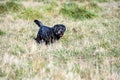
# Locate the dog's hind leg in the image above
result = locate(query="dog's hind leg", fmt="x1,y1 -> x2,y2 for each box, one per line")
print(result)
50,37 -> 54,43
34,34 -> 42,44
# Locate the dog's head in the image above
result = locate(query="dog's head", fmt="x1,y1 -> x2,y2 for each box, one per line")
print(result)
53,24 -> 66,38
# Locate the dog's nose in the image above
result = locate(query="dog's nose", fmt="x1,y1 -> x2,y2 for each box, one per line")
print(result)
58,31 -> 61,34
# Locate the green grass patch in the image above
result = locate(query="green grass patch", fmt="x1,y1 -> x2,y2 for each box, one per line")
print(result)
0,69 -> 6,77
84,2 -> 102,12
18,8 -> 43,20
60,2 -> 97,20
93,0 -> 110,2
8,65 -> 28,80
6,1 -> 24,12
0,3 -> 7,14
10,44 -> 26,55
108,48 -> 120,58
0,29 -> 5,36
40,2 -> 58,12
90,0 -> 120,2
79,0 -> 112,2
0,1 -> 24,14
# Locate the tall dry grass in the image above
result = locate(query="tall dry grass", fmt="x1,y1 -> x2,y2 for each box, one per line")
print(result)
0,0 -> 120,80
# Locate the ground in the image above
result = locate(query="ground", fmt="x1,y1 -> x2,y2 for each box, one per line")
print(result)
0,0 -> 120,80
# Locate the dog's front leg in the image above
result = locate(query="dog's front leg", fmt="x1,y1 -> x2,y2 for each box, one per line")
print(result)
45,40 -> 50,45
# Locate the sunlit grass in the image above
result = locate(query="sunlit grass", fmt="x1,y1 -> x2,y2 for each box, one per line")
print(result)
60,2 -> 98,20
0,0 -> 120,80
0,29 -> 5,36
18,8 -> 43,20
0,1 -> 24,14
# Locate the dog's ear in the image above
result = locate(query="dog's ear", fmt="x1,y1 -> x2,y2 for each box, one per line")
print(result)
53,24 -> 66,32
53,24 -> 59,32
61,24 -> 66,32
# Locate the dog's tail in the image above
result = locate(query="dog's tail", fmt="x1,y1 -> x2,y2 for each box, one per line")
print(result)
34,20 -> 43,27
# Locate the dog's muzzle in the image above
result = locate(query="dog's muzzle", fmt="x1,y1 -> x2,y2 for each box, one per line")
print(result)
58,31 -> 64,37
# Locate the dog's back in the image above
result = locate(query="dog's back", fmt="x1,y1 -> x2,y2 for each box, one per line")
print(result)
34,20 -> 53,40
34,19 -> 52,34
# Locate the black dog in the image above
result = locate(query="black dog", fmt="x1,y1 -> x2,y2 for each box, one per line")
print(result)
34,20 -> 66,45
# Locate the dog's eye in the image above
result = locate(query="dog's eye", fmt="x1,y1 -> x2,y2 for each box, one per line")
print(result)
56,32 -> 58,34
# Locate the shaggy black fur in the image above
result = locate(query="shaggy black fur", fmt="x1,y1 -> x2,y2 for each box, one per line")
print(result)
34,20 -> 66,45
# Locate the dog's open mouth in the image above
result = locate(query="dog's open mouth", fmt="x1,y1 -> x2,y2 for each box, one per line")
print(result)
59,34 -> 63,37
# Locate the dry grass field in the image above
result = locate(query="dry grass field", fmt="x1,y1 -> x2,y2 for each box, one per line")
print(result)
0,0 -> 120,80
